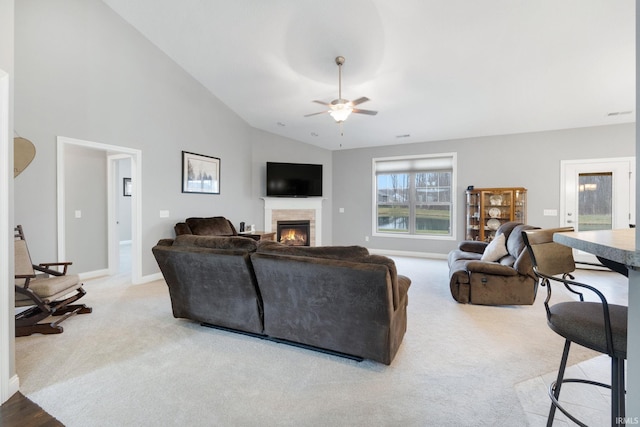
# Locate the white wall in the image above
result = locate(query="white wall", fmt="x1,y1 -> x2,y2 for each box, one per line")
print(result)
332,123 -> 635,255
0,0 -> 16,404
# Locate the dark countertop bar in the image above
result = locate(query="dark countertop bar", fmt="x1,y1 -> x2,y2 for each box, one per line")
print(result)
553,228 -> 640,269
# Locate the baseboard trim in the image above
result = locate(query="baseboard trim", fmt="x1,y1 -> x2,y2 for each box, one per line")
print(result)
8,374 -> 19,398
78,269 -> 109,281
367,248 -> 447,260
138,272 -> 163,284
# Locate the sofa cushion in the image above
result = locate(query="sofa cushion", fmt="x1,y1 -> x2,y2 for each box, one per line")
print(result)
174,222 -> 192,235
506,224 -> 534,257
256,241 -> 403,308
173,235 -> 257,251
480,233 -> 508,262
256,240 -> 369,259
496,221 -> 522,241
185,217 -> 236,236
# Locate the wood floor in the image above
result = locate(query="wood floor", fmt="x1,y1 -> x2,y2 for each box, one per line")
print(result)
0,392 -> 62,427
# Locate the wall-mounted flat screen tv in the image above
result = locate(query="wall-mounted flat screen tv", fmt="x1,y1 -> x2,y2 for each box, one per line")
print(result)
266,162 -> 323,197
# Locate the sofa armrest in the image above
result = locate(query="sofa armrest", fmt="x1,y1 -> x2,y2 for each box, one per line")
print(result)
458,241 -> 488,254
156,238 -> 175,247
465,261 -> 518,276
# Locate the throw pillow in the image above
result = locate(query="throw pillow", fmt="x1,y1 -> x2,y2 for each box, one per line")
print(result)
481,233 -> 508,262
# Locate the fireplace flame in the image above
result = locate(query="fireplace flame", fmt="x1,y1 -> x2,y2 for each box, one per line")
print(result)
280,228 -> 307,246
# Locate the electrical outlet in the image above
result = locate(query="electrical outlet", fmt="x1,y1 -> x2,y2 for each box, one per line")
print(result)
543,209 -> 558,216
159,210 -> 170,218
339,207 -> 345,213
365,236 -> 369,242
74,210 -> 82,218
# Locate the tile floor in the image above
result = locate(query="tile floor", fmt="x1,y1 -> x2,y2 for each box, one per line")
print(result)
516,354 -> 624,426
516,266 -> 628,426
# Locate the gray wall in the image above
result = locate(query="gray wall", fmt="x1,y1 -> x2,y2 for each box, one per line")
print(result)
64,144 -> 108,273
14,0 -> 331,277
332,123 -> 635,255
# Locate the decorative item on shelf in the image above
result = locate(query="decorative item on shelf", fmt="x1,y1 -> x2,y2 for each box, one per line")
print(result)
487,218 -> 501,230
239,222 -> 245,233
488,207 -> 501,218
489,195 -> 503,206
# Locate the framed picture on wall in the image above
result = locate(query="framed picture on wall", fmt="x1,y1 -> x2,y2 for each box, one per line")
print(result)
182,151 -> 220,194
123,177 -> 132,197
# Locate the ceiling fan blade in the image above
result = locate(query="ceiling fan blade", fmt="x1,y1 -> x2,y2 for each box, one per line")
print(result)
353,108 -> 378,116
312,100 -> 330,106
304,111 -> 329,117
350,97 -> 370,106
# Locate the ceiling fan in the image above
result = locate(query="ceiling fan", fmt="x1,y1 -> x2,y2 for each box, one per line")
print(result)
305,56 -> 378,123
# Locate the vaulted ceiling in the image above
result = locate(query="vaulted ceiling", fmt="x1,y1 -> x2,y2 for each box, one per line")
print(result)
101,0 -> 635,150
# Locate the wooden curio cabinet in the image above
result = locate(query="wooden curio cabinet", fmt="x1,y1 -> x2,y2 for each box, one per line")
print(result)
465,187 -> 527,242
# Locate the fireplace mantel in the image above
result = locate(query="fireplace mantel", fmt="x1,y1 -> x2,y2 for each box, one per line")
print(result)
262,197 -> 324,246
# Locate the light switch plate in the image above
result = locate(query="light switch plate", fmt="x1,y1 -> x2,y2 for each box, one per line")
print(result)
543,209 -> 558,216
159,210 -> 170,218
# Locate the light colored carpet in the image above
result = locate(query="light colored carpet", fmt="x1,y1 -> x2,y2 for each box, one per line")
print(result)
16,257 -> 624,426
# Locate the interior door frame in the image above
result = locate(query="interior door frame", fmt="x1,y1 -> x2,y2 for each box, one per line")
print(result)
0,69 -> 19,403
560,156 -> 635,263
56,136 -> 142,283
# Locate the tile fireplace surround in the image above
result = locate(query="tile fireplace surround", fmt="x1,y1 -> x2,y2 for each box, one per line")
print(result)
262,197 -> 324,246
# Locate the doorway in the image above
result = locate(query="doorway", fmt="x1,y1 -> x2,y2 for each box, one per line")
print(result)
109,155 -> 133,275
56,136 -> 142,283
560,157 -> 635,263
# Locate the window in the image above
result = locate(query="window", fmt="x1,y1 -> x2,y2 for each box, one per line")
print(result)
373,153 -> 456,238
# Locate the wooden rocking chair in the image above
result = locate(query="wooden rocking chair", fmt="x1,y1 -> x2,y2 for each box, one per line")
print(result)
14,225 -> 92,337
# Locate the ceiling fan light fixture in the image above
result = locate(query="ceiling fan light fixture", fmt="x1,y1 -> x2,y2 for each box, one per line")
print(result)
329,103 -> 353,122
304,56 -> 377,124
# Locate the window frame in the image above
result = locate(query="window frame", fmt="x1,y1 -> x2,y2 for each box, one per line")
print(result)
372,153 -> 457,241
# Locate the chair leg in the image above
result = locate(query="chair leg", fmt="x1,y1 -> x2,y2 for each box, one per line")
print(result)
16,322 -> 64,337
52,304 -> 92,316
547,339 -> 571,427
612,357 -> 626,426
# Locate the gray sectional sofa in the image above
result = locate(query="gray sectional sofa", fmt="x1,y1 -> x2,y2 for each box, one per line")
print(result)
152,235 -> 411,365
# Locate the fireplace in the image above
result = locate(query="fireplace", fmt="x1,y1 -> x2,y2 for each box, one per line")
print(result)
263,197 -> 324,246
277,220 -> 310,246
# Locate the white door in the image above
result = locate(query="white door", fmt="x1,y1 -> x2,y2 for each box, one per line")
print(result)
561,157 -> 635,263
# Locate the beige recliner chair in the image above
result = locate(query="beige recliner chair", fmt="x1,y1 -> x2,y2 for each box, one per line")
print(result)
14,225 -> 92,336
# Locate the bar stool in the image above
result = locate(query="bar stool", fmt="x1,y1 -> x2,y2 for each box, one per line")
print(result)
522,228 -> 627,427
